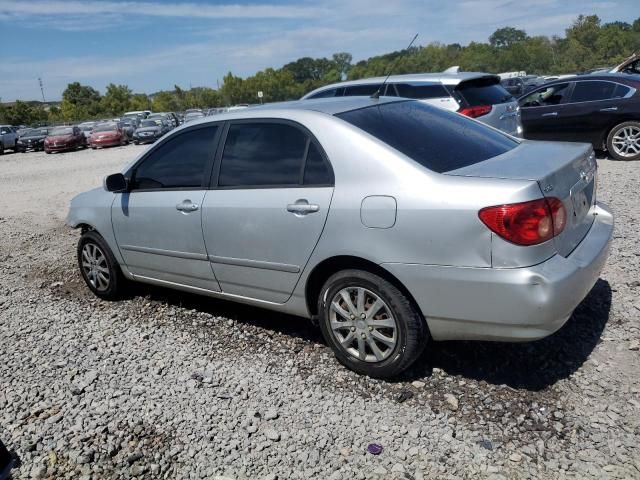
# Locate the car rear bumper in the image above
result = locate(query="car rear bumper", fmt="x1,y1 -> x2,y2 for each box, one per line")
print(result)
382,202 -> 613,341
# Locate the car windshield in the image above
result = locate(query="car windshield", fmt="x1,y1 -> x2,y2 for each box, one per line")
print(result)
50,127 -> 73,136
24,128 -> 48,137
336,101 -> 518,173
141,120 -> 159,127
79,125 -> 93,131
94,123 -> 117,132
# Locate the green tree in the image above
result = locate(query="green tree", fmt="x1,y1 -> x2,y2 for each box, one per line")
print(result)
60,82 -> 101,120
129,94 -> 152,111
101,83 -> 132,116
489,27 -> 527,48
152,91 -> 180,112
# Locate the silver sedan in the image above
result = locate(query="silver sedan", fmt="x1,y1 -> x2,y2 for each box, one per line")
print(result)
67,97 -> 613,378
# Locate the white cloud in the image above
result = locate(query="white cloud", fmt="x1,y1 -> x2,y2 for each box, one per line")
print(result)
0,0 -> 325,20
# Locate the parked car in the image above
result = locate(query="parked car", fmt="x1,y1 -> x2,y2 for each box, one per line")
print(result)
67,97 -> 612,378
518,74 -> 640,160
124,110 -> 151,119
302,72 -> 522,136
78,121 -> 96,141
121,118 -> 139,140
16,127 -> 50,152
501,75 -> 545,97
0,439 -> 14,480
184,111 -> 205,123
132,119 -> 170,144
89,122 -> 129,149
0,125 -> 18,154
44,125 -> 86,153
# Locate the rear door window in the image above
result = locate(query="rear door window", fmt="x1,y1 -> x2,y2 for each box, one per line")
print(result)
570,81 -> 619,102
455,78 -> 513,106
343,84 -> 383,96
393,83 -> 449,99
309,88 -> 340,99
218,123 -> 307,187
336,101 -> 517,174
570,81 -> 631,102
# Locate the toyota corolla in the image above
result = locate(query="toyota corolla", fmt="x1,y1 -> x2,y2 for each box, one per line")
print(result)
67,97 -> 613,378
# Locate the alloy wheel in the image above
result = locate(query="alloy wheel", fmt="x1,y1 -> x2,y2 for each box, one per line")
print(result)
81,242 -> 110,291
329,287 -> 398,363
611,125 -> 640,158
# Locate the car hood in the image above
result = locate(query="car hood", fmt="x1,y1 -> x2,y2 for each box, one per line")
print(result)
135,127 -> 161,133
92,131 -> 119,136
21,135 -> 47,141
47,135 -> 73,141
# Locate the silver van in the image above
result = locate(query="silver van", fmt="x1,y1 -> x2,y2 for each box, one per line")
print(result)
302,71 -> 523,137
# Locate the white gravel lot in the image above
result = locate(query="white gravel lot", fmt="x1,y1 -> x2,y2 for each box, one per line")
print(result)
0,146 -> 639,480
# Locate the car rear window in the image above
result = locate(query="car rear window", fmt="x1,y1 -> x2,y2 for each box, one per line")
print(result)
455,77 -> 513,106
336,101 -> 518,173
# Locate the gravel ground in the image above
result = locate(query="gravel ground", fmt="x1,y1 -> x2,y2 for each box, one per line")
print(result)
0,146 -> 638,480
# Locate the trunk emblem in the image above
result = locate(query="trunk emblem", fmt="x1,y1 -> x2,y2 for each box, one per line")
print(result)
543,184 -> 554,193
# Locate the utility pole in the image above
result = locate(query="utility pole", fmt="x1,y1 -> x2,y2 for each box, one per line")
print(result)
38,77 -> 46,103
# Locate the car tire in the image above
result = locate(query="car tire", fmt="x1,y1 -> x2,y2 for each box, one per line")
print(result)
317,269 -> 428,378
77,231 -> 126,300
0,144 -> 4,155
606,121 -> 640,161
45,150 -> 51,154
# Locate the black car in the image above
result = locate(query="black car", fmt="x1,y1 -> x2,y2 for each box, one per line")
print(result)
519,74 -> 640,160
501,75 -> 545,97
132,119 -> 170,144
16,127 -> 49,152
0,439 -> 14,480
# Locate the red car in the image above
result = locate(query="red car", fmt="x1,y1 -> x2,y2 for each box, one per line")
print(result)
89,123 -> 129,149
44,126 -> 86,153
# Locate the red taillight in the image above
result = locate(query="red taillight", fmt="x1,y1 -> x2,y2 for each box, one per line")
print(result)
459,105 -> 492,118
479,197 -> 566,246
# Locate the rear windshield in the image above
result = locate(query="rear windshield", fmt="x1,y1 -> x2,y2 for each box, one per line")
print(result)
336,101 -> 517,173
455,78 -> 513,106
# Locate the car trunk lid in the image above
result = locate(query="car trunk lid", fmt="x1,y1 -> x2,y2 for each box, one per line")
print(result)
446,141 -> 597,257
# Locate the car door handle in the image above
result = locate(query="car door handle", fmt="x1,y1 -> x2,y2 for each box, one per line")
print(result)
541,112 -> 558,117
176,200 -> 199,212
287,200 -> 319,215
599,107 -> 618,112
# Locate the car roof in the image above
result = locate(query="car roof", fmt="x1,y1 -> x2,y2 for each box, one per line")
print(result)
544,73 -> 640,84
302,72 -> 498,98
177,97 -> 405,127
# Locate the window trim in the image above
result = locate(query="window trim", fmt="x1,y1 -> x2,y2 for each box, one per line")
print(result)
126,123 -> 222,193
210,118 -> 334,190
567,79 -> 636,104
520,80 -> 636,109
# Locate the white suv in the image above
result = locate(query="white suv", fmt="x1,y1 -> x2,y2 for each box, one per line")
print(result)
302,71 -> 523,136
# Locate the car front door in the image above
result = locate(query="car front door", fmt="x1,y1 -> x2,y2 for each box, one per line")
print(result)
111,124 -> 222,291
519,82 -> 574,141
202,121 -> 334,303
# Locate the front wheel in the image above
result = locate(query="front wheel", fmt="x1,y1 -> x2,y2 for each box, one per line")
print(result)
77,231 -> 125,300
607,121 -> 640,161
318,269 -> 428,378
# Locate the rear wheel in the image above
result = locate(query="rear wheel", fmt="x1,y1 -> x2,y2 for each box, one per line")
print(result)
77,231 -> 125,300
317,269 -> 428,378
607,121 -> 640,161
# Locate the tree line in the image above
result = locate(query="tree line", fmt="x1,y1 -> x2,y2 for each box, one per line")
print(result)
1,14 -> 638,125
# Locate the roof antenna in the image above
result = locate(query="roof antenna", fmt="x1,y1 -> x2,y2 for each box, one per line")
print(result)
371,33 -> 419,99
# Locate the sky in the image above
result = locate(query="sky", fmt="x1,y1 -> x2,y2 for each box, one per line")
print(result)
0,0 -> 638,102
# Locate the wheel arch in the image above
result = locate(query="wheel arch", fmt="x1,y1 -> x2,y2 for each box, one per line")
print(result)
304,255 -> 425,322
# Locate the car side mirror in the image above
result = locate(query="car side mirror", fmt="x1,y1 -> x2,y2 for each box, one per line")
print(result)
104,173 -> 129,193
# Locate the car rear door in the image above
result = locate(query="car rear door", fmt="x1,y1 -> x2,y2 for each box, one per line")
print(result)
558,80 -> 633,145
519,82 -> 574,141
201,120 -> 334,303
111,124 -> 222,291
